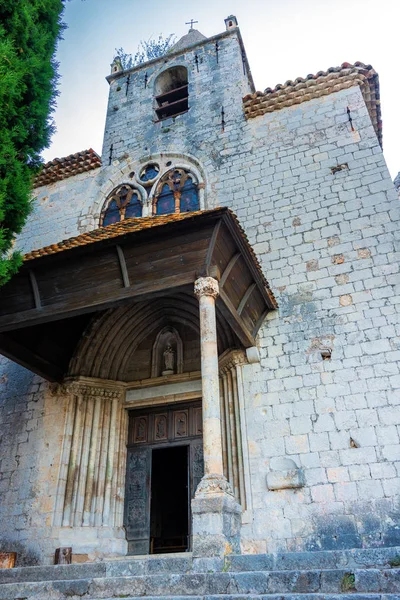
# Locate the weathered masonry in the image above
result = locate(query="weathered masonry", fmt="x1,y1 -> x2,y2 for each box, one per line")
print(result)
0,15 -> 399,565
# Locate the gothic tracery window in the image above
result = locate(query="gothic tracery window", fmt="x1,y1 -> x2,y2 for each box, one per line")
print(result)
153,169 -> 199,216
139,163 -> 160,184
101,184 -> 142,226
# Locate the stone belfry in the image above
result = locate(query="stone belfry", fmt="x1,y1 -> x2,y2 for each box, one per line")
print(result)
102,15 -> 254,174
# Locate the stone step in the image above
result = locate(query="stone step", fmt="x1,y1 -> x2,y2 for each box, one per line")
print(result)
0,568 -> 400,599
81,597 -> 400,600
2,547 -> 400,585
228,547 -> 400,572
65,597 -> 400,600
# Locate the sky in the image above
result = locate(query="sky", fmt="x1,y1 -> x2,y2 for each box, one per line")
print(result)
44,0 -> 400,178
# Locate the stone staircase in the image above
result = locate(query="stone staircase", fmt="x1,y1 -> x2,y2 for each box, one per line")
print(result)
1,547 -> 400,600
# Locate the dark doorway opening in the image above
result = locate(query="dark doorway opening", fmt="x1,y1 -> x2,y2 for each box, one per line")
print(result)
150,445 -> 189,553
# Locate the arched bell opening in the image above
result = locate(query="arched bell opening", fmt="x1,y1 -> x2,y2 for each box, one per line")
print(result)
153,66 -> 189,121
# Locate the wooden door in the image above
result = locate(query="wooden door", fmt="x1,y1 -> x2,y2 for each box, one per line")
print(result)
124,446 -> 152,555
190,439 -> 204,498
124,401 -> 203,555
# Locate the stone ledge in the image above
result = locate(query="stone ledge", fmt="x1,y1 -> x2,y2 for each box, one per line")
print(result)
266,457 -> 305,491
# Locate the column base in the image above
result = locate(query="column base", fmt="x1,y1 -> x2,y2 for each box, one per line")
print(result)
191,474 -> 242,558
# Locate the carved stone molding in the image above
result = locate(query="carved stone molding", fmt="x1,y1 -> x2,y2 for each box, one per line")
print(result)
194,277 -> 219,300
194,473 -> 235,498
49,380 -> 124,400
218,349 -> 247,374
70,384 -> 123,400
48,382 -> 71,397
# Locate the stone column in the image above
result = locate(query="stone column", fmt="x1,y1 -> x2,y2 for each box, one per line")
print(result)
219,351 -> 248,508
52,382 -> 128,558
192,277 -> 241,557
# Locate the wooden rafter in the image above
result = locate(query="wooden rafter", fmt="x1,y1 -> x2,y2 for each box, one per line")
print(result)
0,209 -> 276,381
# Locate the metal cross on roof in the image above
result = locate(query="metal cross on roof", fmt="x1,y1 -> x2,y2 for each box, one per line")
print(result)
185,19 -> 198,30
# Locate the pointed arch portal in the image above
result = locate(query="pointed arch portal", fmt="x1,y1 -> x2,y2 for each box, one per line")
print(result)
0,207 -> 277,557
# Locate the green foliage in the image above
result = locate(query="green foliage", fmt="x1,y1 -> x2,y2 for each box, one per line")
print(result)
340,572 -> 356,592
389,555 -> 400,568
0,0 -> 65,285
134,34 -> 176,64
114,47 -> 133,71
222,559 -> 231,572
115,34 -> 176,70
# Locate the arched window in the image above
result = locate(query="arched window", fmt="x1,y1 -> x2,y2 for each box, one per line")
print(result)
101,184 -> 142,226
153,169 -> 199,216
154,66 -> 188,121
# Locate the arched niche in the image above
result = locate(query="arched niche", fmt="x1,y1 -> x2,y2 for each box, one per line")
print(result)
151,326 -> 183,377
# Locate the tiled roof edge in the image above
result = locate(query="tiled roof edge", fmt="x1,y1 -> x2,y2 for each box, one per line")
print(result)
22,208 -> 277,308
23,209 -> 228,261
243,62 -> 382,147
33,148 -> 102,189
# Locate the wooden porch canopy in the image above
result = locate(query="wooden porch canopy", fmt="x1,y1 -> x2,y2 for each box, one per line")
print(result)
0,207 -> 277,382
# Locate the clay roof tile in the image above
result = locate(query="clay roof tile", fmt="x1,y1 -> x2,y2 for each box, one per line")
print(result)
242,61 -> 382,147
34,148 -> 102,188
22,208 -> 277,308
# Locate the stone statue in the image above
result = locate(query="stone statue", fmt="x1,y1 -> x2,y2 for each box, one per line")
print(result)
162,343 -> 175,375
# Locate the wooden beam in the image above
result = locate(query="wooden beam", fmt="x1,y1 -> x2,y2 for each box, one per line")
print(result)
217,289 -> 256,348
116,245 -> 130,288
220,253 -> 240,288
28,270 -> 41,309
252,308 -> 270,337
0,282 -> 193,333
237,282 -> 256,316
203,220 -> 221,275
221,213 -> 277,309
0,333 -> 63,382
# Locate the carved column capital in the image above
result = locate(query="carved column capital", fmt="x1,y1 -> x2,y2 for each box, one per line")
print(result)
70,384 -> 124,400
48,383 -> 73,397
194,277 -> 219,300
218,349 -> 247,375
49,380 -> 124,400
194,473 -> 235,498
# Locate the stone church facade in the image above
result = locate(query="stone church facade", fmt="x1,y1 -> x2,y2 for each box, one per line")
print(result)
0,16 -> 399,566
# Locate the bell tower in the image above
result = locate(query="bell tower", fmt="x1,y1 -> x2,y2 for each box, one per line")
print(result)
102,17 -> 254,167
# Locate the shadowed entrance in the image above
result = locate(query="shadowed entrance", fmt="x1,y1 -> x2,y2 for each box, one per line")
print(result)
124,402 -> 204,555
150,446 -> 189,553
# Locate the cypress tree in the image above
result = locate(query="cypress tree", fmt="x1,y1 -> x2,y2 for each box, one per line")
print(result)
0,0 -> 65,285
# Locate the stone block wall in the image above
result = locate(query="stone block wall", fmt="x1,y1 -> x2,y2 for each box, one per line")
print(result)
226,86 -> 400,553
0,359 -> 67,564
17,168 -> 103,255
2,28 -> 400,561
